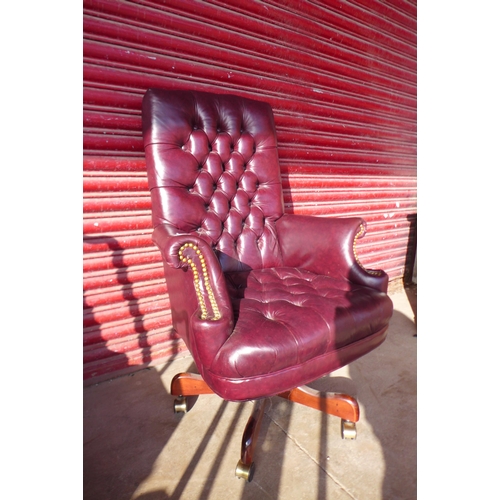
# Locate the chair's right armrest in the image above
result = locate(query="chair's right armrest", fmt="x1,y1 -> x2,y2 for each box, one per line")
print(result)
152,225 -> 233,322
152,225 -> 235,370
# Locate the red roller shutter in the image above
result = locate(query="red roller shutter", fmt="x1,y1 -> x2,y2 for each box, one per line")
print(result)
83,0 -> 417,383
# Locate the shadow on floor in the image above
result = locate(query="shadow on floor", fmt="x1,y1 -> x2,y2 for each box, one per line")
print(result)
84,293 -> 416,500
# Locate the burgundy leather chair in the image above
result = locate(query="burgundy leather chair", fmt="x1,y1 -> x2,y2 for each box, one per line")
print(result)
142,89 -> 393,482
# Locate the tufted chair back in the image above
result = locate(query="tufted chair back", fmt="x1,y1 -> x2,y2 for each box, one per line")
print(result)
142,89 -> 285,273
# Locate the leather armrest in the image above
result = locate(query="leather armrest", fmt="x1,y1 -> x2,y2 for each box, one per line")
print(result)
275,214 -> 389,293
152,224 -> 234,319
152,225 -> 234,367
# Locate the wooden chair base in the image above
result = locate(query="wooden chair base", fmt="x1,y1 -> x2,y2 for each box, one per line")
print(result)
170,372 -> 359,481
235,398 -> 269,481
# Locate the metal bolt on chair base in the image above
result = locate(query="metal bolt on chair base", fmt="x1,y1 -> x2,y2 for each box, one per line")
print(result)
173,396 -> 188,414
235,460 -> 255,482
341,419 -> 357,439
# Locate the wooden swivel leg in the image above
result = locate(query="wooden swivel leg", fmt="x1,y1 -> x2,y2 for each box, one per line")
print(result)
235,399 -> 269,482
278,386 -> 360,439
170,373 -> 214,413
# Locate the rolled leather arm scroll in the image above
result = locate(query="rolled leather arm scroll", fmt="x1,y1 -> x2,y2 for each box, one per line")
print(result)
178,242 -> 221,320
152,225 -> 233,321
276,214 -> 389,293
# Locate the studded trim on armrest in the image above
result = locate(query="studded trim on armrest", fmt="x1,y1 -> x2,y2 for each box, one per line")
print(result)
178,242 -> 222,320
353,225 -> 384,277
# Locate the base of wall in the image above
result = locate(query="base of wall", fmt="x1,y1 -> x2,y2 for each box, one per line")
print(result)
83,346 -> 190,387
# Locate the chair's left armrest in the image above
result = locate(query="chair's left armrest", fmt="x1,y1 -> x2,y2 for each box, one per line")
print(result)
275,214 -> 389,293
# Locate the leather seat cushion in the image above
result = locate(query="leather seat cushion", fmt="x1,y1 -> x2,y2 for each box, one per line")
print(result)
210,268 -> 393,379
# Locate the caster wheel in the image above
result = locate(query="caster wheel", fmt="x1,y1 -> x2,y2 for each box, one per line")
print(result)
173,396 -> 188,414
341,419 -> 357,440
235,460 -> 255,482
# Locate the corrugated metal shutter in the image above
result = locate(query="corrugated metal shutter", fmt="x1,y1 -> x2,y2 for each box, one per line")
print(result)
83,0 -> 417,383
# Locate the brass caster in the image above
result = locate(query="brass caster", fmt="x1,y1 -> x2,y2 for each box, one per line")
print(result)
173,396 -> 188,414
235,460 -> 255,482
341,419 -> 357,440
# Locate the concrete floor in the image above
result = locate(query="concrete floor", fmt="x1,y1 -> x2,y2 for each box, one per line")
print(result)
84,286 -> 417,500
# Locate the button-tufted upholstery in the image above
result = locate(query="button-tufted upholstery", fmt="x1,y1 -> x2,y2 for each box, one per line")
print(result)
142,89 -> 393,402
143,89 -> 284,273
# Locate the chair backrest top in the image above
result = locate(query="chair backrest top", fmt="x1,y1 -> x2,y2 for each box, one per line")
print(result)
142,89 -> 285,272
